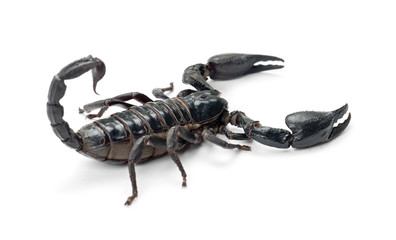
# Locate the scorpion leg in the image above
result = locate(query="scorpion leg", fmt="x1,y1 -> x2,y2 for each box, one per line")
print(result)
166,126 -> 203,187
80,92 -> 153,119
169,153 -> 187,187
125,135 -> 167,205
165,126 -> 250,187
229,104 -> 351,149
202,129 -> 251,151
80,100 -> 133,119
152,82 -> 174,99
221,126 -> 250,140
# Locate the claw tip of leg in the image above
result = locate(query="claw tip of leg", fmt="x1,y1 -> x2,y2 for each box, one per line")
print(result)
240,145 -> 251,151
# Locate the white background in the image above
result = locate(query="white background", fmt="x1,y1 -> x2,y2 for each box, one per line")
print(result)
1,0 -> 395,239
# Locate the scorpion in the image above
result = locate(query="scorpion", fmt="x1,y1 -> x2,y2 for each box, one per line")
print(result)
47,53 -> 351,205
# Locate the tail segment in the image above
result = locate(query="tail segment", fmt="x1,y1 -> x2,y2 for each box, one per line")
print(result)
47,56 -> 106,149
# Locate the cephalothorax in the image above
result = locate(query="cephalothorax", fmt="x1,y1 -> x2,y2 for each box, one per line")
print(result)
47,53 -> 351,205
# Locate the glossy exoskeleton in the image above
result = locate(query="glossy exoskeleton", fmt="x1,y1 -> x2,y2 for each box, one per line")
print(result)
47,53 -> 351,205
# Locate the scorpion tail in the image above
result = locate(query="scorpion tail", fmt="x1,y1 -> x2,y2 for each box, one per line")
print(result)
47,56 -> 106,149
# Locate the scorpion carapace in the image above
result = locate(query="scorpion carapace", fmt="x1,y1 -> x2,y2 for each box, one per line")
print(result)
47,53 -> 351,205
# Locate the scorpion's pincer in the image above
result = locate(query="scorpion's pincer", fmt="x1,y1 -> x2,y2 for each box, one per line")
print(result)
207,53 -> 284,80
285,104 -> 351,148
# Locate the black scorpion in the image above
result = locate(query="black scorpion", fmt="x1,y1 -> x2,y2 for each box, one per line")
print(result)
47,53 -> 351,205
